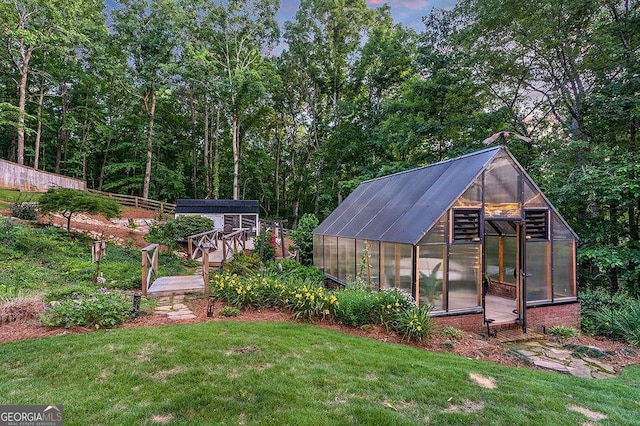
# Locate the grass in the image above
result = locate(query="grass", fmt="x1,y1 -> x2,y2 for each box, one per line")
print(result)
0,188 -> 42,204
0,221 -> 193,295
0,321 -> 638,425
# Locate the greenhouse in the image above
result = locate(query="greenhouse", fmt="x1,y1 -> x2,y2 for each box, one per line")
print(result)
313,146 -> 579,332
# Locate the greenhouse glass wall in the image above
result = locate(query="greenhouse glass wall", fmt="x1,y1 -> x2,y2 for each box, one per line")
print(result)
313,146 -> 579,332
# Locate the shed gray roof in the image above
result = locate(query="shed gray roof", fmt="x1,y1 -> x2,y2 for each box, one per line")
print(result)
313,147 -> 501,245
175,199 -> 259,214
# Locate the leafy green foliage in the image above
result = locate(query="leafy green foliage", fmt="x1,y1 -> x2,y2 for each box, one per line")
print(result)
254,231 -> 276,263
580,290 -> 640,347
547,325 -> 579,340
38,187 -> 121,231
9,202 -> 38,220
439,326 -> 467,341
266,259 -> 324,285
290,214 -> 318,265
40,292 -> 133,329
219,306 -> 240,317
394,305 -> 433,342
146,215 -> 214,248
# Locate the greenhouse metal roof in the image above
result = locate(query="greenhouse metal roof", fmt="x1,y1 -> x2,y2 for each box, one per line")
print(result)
314,146 -> 503,245
175,199 -> 259,214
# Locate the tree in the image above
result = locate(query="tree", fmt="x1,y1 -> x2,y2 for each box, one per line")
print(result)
290,213 -> 318,265
0,0 -> 100,166
111,0 -> 180,200
38,187 -> 121,231
182,0 -> 280,200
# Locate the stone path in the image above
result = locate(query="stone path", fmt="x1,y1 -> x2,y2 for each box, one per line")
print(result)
508,340 -> 617,379
154,295 -> 197,320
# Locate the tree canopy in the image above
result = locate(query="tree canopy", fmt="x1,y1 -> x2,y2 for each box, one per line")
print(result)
38,188 -> 121,231
1,0 -> 639,295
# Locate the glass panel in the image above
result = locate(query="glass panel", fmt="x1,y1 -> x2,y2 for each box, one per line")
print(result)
338,238 -> 355,284
484,152 -> 522,218
553,213 -> 574,240
380,243 -> 413,297
523,180 -> 546,208
420,213 -> 447,245
502,237 -> 517,285
381,242 -> 395,289
368,241 -> 380,289
418,244 -> 446,311
553,240 -> 576,298
397,244 -> 413,297
526,241 -> 551,301
325,237 -> 337,278
356,240 -> 377,289
485,235 -> 500,280
448,244 -> 481,310
454,179 -> 482,208
313,234 -> 323,271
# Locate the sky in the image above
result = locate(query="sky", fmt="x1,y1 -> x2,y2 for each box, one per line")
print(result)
276,0 -> 457,31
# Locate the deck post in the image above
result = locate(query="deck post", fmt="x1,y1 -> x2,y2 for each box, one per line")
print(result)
142,250 -> 148,296
203,247 -> 210,293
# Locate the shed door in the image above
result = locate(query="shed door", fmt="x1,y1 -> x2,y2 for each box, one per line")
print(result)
483,220 -> 526,331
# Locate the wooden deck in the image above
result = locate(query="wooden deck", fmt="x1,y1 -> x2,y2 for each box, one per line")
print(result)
147,275 -> 205,297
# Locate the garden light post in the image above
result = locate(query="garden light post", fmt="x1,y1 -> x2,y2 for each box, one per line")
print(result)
207,295 -> 216,317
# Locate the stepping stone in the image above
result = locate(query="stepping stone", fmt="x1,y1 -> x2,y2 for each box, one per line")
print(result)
544,350 -> 572,361
531,357 -> 569,372
155,306 -> 172,312
172,303 -> 187,310
167,312 -> 197,320
566,365 -> 593,379
583,357 -> 616,374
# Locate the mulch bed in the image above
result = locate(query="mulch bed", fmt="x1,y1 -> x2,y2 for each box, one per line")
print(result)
3,299 -> 639,374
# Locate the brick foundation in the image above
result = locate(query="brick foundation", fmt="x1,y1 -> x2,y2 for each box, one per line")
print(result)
525,301 -> 581,330
432,313 -> 485,333
430,301 -> 580,333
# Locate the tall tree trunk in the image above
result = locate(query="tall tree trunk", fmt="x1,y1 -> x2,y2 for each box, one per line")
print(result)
232,108 -> 240,200
34,76 -> 45,170
142,89 -> 157,200
203,101 -> 210,198
55,82 -> 69,174
16,59 -> 30,165
213,106 -> 221,199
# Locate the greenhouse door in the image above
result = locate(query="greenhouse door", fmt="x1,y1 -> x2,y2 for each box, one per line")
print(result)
483,220 -> 526,330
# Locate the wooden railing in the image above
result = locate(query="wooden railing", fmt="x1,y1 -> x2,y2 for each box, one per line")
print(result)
187,229 -> 220,260
141,244 -> 159,296
88,189 -> 176,213
221,228 -> 250,264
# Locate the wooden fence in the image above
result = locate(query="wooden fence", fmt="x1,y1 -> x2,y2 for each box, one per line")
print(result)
88,189 -> 176,213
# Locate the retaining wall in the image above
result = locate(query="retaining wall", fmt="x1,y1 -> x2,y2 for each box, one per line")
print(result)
0,159 -> 85,192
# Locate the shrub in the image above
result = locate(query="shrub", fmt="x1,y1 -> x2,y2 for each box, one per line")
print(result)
439,326 -> 467,341
266,260 -> 324,285
290,214 -> 318,265
288,285 -> 335,321
376,289 -> 415,329
146,215 -> 214,248
220,306 -> 240,317
394,305 -> 433,342
547,325 -> 579,340
580,290 -> 640,346
10,202 -> 38,220
333,288 -> 380,327
223,252 -> 262,276
254,231 -> 276,263
40,292 -> 133,329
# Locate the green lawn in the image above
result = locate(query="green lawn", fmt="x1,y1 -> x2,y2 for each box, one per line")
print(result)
1,322 -> 638,425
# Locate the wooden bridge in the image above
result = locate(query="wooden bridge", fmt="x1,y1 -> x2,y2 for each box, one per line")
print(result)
141,228 -> 253,297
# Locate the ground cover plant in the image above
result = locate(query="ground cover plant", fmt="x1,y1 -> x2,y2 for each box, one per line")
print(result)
580,290 -> 640,347
0,321 -> 638,425
0,219 -> 191,295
